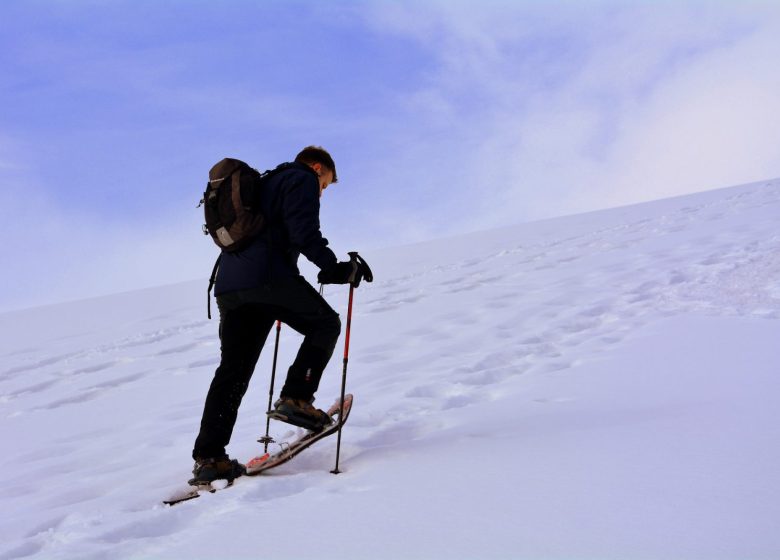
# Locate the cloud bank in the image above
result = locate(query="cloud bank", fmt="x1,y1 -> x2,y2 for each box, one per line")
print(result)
360,1 -> 780,231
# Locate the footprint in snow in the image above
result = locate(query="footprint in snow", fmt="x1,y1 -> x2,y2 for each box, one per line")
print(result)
187,357 -> 219,369
2,352 -> 82,378
241,475 -> 309,502
97,512 -> 188,544
38,372 -> 145,411
71,360 -> 125,375
15,443 -> 78,463
156,342 -> 203,356
4,378 -> 60,399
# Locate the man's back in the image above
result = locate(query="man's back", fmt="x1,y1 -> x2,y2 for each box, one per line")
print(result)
214,162 -> 337,296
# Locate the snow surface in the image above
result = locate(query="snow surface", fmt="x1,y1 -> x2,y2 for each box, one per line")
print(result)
2,179 -> 780,560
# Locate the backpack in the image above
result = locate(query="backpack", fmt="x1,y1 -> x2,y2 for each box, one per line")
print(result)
201,158 -> 267,252
200,158 -> 289,318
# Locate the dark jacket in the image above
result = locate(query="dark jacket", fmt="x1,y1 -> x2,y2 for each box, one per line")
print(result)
214,162 -> 338,296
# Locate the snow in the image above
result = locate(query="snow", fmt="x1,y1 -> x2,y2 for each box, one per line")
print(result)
2,179 -> 780,560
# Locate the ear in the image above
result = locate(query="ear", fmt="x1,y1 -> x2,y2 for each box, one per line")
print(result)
310,162 -> 323,174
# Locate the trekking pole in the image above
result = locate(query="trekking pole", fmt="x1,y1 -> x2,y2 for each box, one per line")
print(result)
259,320 -> 282,453
331,283 -> 355,474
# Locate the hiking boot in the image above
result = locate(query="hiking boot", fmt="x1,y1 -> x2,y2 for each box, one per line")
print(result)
189,455 -> 246,486
271,396 -> 332,431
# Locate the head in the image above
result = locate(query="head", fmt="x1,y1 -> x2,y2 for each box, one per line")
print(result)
295,146 -> 337,196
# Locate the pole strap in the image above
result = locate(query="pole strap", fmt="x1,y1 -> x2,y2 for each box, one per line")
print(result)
207,254 -> 222,319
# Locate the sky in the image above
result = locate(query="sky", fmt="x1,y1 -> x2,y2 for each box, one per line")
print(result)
1,0 -> 780,312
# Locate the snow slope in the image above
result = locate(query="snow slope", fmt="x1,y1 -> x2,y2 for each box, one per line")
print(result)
2,179 -> 780,560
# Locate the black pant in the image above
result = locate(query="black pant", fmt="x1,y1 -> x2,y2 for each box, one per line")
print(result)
192,277 -> 341,460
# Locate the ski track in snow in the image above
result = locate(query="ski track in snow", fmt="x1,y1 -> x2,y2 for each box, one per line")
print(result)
1,180 -> 779,559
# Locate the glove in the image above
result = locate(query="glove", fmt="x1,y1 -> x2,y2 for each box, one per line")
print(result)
318,261 -> 356,285
318,252 -> 374,287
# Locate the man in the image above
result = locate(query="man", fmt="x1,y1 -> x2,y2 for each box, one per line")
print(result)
190,146 -> 371,484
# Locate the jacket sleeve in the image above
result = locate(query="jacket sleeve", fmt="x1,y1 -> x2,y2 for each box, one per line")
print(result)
280,170 -> 338,271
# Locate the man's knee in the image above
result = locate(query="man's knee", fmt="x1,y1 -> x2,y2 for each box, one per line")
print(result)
327,312 -> 342,338
310,311 -> 341,350
322,311 -> 342,343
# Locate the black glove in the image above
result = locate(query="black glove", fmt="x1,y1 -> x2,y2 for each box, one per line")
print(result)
318,252 -> 374,287
318,261 -> 355,285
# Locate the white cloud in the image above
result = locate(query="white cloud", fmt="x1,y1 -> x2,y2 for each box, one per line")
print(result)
362,1 -> 780,231
598,24 -> 780,205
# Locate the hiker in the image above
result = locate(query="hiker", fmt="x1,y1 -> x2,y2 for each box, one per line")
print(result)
190,146 -> 372,484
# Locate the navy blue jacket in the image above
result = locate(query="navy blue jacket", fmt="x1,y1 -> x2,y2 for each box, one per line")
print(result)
214,162 -> 338,296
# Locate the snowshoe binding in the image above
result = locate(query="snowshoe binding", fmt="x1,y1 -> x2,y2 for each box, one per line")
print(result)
268,396 -> 333,432
188,455 -> 246,486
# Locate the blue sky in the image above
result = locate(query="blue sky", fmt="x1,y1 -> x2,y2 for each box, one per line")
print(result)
2,1 -> 780,311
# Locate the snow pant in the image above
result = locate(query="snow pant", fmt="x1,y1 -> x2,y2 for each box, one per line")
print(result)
192,276 -> 341,460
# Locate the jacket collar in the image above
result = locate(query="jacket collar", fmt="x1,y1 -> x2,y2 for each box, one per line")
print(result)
283,161 -> 317,176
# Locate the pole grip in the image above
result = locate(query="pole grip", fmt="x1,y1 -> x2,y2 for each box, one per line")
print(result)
343,285 -> 355,360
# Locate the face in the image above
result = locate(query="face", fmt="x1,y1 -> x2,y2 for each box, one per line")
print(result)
311,163 -> 335,197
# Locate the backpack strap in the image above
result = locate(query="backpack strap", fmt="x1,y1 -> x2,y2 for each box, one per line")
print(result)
207,254 -> 222,319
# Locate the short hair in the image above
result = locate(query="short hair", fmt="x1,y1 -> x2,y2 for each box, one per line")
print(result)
294,146 -> 338,183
